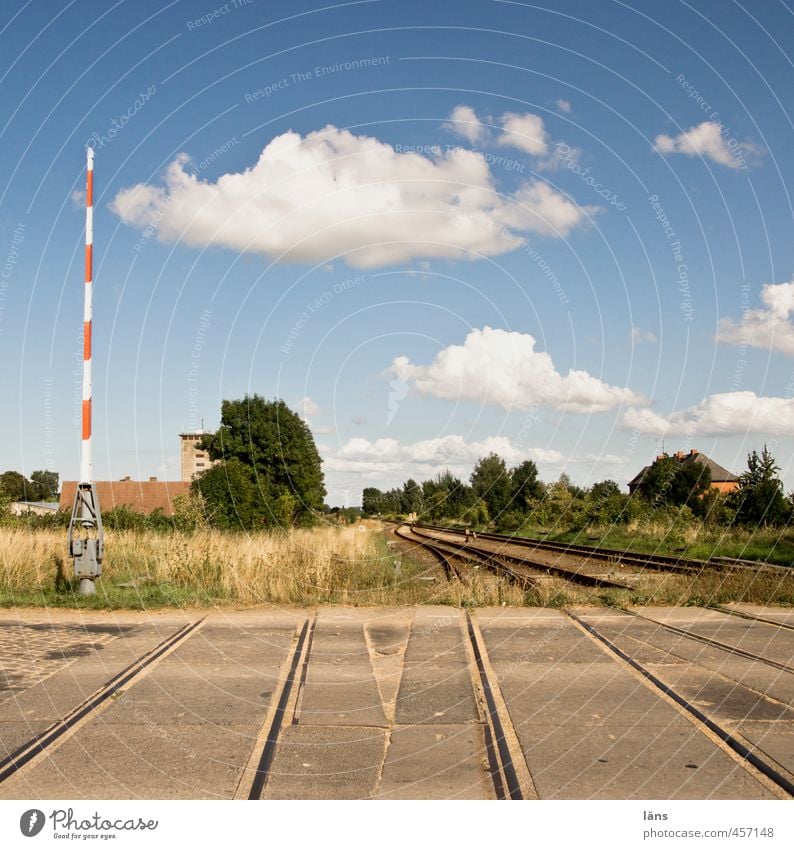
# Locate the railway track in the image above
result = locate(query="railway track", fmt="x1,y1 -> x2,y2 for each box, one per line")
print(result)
0,618 -> 205,785
393,524 -> 534,586
2,606 -> 792,800
408,522 -> 791,576
566,609 -> 794,798
237,609 -> 533,800
398,523 -> 633,590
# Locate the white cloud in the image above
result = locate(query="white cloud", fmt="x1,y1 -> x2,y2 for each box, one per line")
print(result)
390,326 -> 646,414
323,434 -> 566,476
299,396 -> 320,417
622,391 -> 794,436
555,99 -> 572,114
313,425 -> 335,435
444,104 -> 487,143
654,121 -> 758,169
111,126 -> 591,270
717,280 -> 794,356
631,326 -> 658,344
499,112 -> 550,156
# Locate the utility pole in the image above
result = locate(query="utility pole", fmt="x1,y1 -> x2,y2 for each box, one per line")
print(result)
68,147 -> 104,595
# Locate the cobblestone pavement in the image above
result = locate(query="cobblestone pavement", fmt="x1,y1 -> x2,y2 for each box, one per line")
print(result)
0,622 -> 118,702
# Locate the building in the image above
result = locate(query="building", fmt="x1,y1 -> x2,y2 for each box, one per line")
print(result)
58,431 -> 213,516
180,431 -> 215,481
9,501 -> 59,517
628,449 -> 739,496
59,478 -> 190,516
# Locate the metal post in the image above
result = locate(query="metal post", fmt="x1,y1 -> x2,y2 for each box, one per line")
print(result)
68,147 -> 103,595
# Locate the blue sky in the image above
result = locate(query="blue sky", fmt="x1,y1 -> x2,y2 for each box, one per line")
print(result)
2,0 -> 793,505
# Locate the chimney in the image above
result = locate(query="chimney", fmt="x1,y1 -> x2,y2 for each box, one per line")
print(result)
674,451 -> 685,460
690,449 -> 699,456
656,454 -> 665,461
121,475 -> 131,481
149,476 -> 158,482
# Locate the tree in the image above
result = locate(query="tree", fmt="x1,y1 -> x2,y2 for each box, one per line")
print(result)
194,458 -> 259,530
362,487 -> 383,515
637,455 -> 711,511
0,471 -> 29,501
30,470 -> 59,501
401,479 -> 422,514
510,460 -> 543,510
731,446 -> 790,527
198,396 -> 326,526
470,454 -> 511,521
590,480 -> 621,501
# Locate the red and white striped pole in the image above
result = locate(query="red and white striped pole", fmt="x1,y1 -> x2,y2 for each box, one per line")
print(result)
69,146 -> 103,593
81,146 -> 94,485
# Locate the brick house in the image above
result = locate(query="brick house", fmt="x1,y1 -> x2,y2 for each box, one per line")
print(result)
60,478 -> 191,516
628,449 -> 739,496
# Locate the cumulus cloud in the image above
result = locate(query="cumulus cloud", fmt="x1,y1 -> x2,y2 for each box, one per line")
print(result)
444,105 -> 576,171
111,126 -> 590,270
498,112 -> 550,156
622,391 -> 794,437
717,280 -> 794,356
654,121 -> 758,169
444,104 -> 487,143
324,434 -> 566,475
390,326 -> 646,414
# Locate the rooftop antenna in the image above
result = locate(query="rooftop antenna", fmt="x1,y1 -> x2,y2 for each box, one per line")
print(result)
68,147 -> 104,595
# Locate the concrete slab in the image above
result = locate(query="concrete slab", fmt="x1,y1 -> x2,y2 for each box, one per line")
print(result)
494,666 -> 679,727
477,616 -> 612,666
296,613 -> 386,727
375,724 -> 495,799
518,723 -> 775,799
297,663 -> 387,727
644,664 -> 794,722
403,607 -> 467,663
0,722 -> 260,799
589,616 -> 794,707
394,663 -> 479,725
0,620 -> 296,800
480,615 -> 775,799
631,608 -> 794,668
261,725 -> 387,800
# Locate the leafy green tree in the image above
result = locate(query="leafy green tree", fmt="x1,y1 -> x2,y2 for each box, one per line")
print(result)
590,480 -> 621,501
362,487 -> 383,515
637,456 -> 711,511
200,395 -> 325,525
30,470 -> 59,501
0,471 -> 29,501
471,454 -> 512,521
731,446 -> 790,527
510,460 -> 543,510
193,458 -> 259,530
401,479 -> 423,514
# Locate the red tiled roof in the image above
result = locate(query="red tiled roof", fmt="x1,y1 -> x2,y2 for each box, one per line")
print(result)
59,481 -> 191,516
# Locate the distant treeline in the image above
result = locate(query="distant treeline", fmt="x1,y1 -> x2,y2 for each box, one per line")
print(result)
361,447 -> 792,530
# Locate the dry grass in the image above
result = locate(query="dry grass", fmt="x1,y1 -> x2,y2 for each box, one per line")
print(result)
0,524 -> 525,608
1,524 -> 792,609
